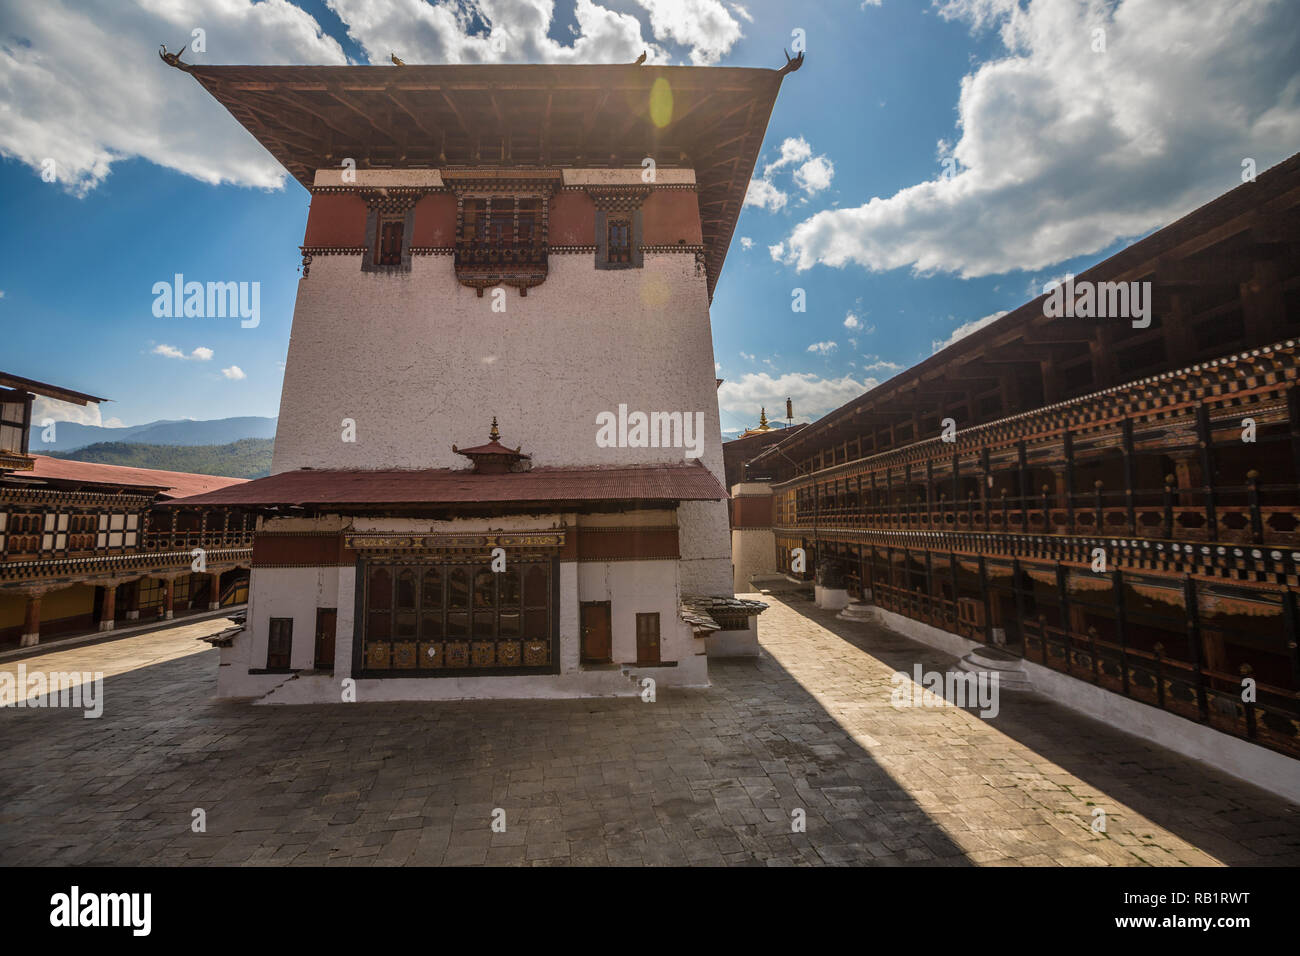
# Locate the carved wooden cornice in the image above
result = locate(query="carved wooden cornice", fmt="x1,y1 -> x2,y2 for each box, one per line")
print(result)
585,186 -> 651,212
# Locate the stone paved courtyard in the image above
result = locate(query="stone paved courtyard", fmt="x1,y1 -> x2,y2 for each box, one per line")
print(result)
1,594 -> 1297,866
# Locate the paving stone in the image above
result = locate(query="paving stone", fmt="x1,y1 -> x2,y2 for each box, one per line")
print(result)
1,602 -> 1296,867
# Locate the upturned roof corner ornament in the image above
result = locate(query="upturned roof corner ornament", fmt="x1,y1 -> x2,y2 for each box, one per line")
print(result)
158,44 -> 191,72
777,49 -> 804,76
390,53 -> 406,66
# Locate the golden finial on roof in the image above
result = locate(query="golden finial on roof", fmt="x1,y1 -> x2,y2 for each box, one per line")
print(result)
759,407 -> 769,429
489,416 -> 500,442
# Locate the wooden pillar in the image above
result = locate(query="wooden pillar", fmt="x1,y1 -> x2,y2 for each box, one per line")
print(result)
924,550 -> 934,620
1120,418 -> 1137,535
977,555 -> 994,644
865,546 -> 876,604
951,453 -> 961,527
1283,588 -> 1300,693
925,459 -> 934,528
1113,569 -> 1130,696
124,578 -> 141,621
162,577 -> 175,620
1195,403 -> 1218,540
1062,428 -> 1076,532
1016,440 -> 1029,518
1056,563 -> 1072,673
99,583 -> 117,632
1287,387 -> 1300,487
1013,558 -> 1027,649
949,551 -> 960,629
1184,575 -> 1209,720
981,447 -> 992,531
20,592 -> 41,647
208,571 -> 222,611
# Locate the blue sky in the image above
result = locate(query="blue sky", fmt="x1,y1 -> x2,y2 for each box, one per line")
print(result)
1,0 -> 1297,436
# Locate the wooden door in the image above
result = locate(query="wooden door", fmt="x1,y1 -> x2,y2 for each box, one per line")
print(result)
314,608 -> 337,670
635,613 -> 661,665
580,602 -> 611,664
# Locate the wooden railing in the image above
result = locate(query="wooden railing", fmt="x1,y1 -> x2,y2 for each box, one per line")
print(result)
786,473 -> 1298,546
866,580 -> 1300,759
1021,616 -> 1300,758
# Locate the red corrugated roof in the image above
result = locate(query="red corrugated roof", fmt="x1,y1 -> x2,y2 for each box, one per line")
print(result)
159,462 -> 727,508
24,455 -> 247,499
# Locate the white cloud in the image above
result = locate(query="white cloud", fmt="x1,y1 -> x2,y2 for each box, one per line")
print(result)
0,0 -> 743,196
746,136 -> 835,212
843,312 -> 863,330
862,355 -> 905,374
793,154 -> 835,194
763,137 -> 814,178
777,0 -> 1300,278
221,365 -> 247,380
740,351 -> 755,361
768,241 -> 785,260
744,178 -> 787,211
328,0 -> 680,66
807,340 -> 837,355
718,371 -> 876,422
0,0 -> 349,195
153,344 -> 213,361
635,0 -> 744,65
730,3 -> 754,24
739,236 -> 754,249
31,396 -> 104,427
931,310 -> 1009,353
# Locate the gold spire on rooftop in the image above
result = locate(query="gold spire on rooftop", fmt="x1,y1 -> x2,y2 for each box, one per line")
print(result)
489,416 -> 500,442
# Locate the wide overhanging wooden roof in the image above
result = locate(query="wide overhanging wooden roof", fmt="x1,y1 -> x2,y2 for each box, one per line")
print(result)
183,63 -> 791,299
0,372 -> 106,406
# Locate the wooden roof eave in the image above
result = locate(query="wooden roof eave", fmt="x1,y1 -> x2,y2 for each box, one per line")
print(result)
180,62 -> 791,301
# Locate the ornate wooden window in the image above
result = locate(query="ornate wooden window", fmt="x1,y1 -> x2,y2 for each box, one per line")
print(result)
267,618 -> 293,669
361,190 -> 418,274
375,217 -> 405,266
591,188 -> 647,270
607,216 -> 632,264
359,557 -> 555,674
453,193 -> 551,296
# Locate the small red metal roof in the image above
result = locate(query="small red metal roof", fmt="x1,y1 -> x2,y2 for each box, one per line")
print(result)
22,455 -> 248,499
159,461 -> 726,508
453,438 -> 531,458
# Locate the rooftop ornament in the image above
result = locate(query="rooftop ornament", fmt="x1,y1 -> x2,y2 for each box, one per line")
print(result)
158,44 -> 191,71
777,49 -> 805,76
452,417 -> 532,474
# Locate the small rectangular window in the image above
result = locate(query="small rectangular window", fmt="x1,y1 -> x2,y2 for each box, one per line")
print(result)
607,216 -> 632,264
267,618 -> 293,669
375,218 -> 404,266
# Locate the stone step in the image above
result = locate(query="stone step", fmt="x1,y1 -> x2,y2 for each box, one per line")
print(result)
954,649 -> 1033,691
836,604 -> 874,622
951,655 -> 1029,691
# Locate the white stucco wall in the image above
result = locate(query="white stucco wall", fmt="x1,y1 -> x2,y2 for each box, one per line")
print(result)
273,247 -> 732,595
731,528 -> 776,592
273,253 -> 722,476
